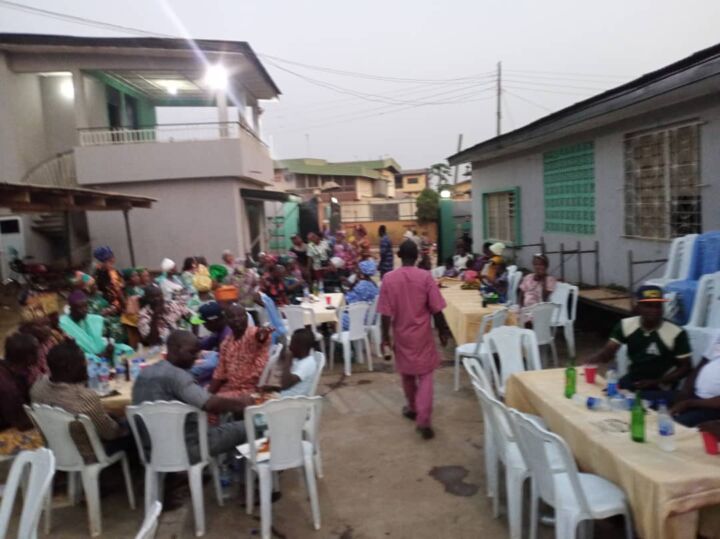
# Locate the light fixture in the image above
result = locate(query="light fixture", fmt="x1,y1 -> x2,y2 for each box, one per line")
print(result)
440,189 -> 452,199
59,77 -> 74,99
165,82 -> 178,95
204,64 -> 228,90
330,197 -> 339,204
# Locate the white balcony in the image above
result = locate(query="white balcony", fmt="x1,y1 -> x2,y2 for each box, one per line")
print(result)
74,122 -> 273,186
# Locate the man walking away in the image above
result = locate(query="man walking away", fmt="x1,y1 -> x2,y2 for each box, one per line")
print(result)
378,240 -> 450,439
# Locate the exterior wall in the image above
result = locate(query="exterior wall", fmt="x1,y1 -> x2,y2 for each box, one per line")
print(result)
75,134 -> 273,186
84,75 -> 109,128
355,178 -> 373,199
0,56 -> 48,182
398,172 -> 428,195
471,98 -> 720,287
84,178 -> 250,269
40,76 -> 77,154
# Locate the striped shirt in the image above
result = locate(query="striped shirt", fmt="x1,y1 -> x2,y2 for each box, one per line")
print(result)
30,376 -> 123,441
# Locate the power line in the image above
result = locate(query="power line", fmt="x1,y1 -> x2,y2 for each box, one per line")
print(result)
0,0 -> 175,37
264,58 -> 495,106
503,78 -> 615,92
271,83 -> 497,132
504,89 -> 554,112
505,67 -> 628,80
259,52 -> 495,84
504,84 -> 600,97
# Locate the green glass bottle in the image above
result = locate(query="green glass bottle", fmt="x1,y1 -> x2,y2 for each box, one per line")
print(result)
564,360 -> 577,399
631,394 -> 645,443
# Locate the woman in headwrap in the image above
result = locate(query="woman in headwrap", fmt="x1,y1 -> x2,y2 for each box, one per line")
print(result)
17,292 -> 65,383
93,246 -> 126,343
334,230 -> 357,273
156,258 -> 184,302
342,259 -> 379,330
121,268 -> 144,348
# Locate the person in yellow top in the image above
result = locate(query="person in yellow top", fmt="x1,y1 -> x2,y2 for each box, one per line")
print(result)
481,242 -> 506,285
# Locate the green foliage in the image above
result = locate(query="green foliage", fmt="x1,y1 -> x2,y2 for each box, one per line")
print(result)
416,188 -> 440,223
429,162 -> 451,189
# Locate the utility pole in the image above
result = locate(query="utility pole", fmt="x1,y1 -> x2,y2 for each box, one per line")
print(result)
453,133 -> 463,184
496,61 -> 502,136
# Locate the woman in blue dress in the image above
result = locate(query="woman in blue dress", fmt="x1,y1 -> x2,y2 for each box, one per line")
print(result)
342,259 -> 379,330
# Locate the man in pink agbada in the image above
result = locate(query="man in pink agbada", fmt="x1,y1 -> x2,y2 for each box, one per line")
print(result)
378,239 -> 450,439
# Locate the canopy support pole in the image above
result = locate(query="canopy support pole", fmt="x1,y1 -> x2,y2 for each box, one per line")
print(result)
123,209 -> 136,267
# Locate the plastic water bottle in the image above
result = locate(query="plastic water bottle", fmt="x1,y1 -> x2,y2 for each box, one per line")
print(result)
303,286 -> 310,300
87,361 -> 99,391
585,396 -> 610,411
318,279 -> 325,296
129,358 -> 143,382
219,464 -> 233,500
98,361 -> 111,395
657,400 -> 676,452
606,368 -> 618,397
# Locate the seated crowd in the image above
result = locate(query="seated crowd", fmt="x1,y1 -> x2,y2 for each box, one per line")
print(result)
0,227 -> 378,460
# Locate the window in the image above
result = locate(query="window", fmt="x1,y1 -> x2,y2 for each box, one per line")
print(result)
406,177 -> 419,185
372,203 -> 399,221
624,123 -> 701,239
395,176 -> 403,189
483,188 -> 519,244
543,142 -> 595,234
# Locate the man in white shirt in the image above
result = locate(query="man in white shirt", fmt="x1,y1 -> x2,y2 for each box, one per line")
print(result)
274,328 -> 318,397
671,331 -> 720,427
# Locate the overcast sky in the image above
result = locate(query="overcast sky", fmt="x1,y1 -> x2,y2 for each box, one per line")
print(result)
1,0 -> 719,168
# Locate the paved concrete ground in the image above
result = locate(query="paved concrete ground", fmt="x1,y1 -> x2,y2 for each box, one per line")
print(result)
0,327 -> 616,539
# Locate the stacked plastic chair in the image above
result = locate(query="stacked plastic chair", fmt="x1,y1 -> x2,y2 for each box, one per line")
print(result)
665,231 -> 720,324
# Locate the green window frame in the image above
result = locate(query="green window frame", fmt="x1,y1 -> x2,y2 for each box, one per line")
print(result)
543,142 -> 595,235
482,187 -> 521,245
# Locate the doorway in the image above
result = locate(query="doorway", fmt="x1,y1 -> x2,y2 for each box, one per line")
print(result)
245,200 -> 264,259
0,216 -> 24,281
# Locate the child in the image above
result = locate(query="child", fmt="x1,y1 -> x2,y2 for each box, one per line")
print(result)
265,328 -> 318,397
443,257 -> 459,278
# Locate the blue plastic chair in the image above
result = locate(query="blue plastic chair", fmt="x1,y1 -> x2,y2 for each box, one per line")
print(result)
665,231 -> 720,324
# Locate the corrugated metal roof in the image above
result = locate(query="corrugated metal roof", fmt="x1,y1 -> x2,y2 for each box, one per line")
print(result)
274,158 -> 401,180
449,41 -> 720,165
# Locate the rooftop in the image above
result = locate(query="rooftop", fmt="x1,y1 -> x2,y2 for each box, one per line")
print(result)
449,41 -> 720,165
0,33 -> 281,104
398,168 -> 429,176
275,158 -> 403,181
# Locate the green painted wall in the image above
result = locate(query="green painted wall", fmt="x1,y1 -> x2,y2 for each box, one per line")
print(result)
136,99 -> 156,128
439,199 -> 456,262
543,142 -> 595,235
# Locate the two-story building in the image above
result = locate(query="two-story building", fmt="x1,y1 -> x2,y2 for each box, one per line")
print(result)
0,33 -> 281,270
449,42 -> 720,287
394,168 -> 428,197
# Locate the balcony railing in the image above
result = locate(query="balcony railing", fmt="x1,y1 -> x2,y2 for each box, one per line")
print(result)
78,122 -> 266,147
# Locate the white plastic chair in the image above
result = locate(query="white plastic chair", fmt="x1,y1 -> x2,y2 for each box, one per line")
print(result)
282,305 -> 326,358
481,326 -> 543,397
126,401 -> 223,538
684,271 -> 720,366
506,269 -> 523,306
646,233 -> 698,288
465,358 -> 499,500
431,266 -> 446,279
522,302 -> 560,367
365,296 -> 382,358
549,283 -> 579,359
454,308 -> 508,391
509,410 -> 633,539
306,352 -> 327,478
25,404 -> 135,537
258,343 -> 284,387
474,385 -> 530,539
330,302 -> 372,376
134,500 -> 162,539
0,448 -> 55,539
239,396 -> 322,539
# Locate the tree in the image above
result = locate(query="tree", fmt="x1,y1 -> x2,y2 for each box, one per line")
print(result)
429,162 -> 451,190
416,188 -> 440,223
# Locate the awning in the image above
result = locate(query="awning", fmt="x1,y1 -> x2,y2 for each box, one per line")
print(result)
0,182 -> 156,212
240,188 -> 300,203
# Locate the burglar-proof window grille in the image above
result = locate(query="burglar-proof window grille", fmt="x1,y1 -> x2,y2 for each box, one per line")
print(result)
483,188 -> 518,244
624,122 -> 701,239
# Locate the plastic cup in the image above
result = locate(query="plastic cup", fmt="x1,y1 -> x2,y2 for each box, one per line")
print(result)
326,295 -> 332,306
584,365 -> 598,384
702,431 -> 719,455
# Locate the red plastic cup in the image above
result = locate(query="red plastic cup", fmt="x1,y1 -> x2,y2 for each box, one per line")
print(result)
702,431 -> 719,455
584,365 -> 598,385
325,295 -> 332,306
